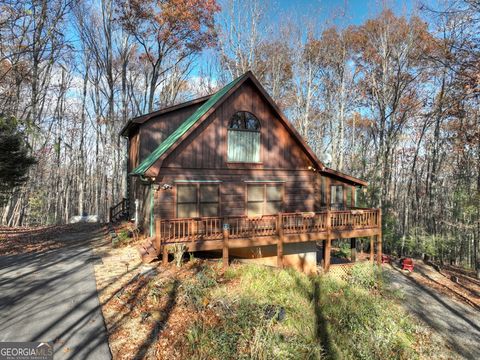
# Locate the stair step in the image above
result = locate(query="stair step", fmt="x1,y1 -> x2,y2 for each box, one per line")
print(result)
137,241 -> 159,263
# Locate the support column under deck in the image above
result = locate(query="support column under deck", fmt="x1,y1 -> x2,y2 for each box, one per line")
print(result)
370,236 -> 374,264
351,238 -> 357,262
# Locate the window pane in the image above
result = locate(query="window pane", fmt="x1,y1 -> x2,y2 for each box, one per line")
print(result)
177,203 -> 197,218
245,112 -> 260,130
266,185 -> 282,201
330,185 -> 336,204
248,185 -> 264,202
265,201 -> 281,214
336,186 -> 343,204
227,131 -> 260,162
346,188 -> 352,206
321,177 -> 326,206
229,112 -> 244,129
177,185 -> 197,203
200,203 -> 218,217
200,185 -> 218,202
247,202 -> 263,216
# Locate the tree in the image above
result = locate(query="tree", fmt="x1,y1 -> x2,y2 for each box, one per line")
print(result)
116,0 -> 220,112
0,115 -> 36,205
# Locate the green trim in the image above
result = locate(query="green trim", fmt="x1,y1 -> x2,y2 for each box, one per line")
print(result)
131,74 -> 245,176
174,180 -> 222,183
150,184 -> 154,237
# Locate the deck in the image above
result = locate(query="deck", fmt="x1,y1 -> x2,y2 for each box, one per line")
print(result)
140,208 -> 382,271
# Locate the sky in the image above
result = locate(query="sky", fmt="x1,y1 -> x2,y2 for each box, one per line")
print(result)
272,0 -> 421,25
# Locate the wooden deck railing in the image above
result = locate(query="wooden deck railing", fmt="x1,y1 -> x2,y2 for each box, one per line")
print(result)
109,198 -> 128,223
157,208 -> 380,244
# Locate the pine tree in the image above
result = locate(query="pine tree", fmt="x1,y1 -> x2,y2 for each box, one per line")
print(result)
0,116 -> 36,205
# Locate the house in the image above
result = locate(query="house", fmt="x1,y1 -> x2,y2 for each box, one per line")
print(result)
116,71 -> 382,273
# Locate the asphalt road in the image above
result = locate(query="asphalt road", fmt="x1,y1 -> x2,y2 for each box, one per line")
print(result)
0,224 -> 111,360
385,265 -> 480,360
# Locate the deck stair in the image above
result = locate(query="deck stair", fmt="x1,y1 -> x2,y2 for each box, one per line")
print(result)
138,237 -> 158,263
109,198 -> 129,223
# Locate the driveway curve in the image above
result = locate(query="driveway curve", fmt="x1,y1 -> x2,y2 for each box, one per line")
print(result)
0,224 -> 111,360
385,266 -> 480,359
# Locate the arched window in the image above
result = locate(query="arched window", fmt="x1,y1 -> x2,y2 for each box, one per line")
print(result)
227,112 -> 261,162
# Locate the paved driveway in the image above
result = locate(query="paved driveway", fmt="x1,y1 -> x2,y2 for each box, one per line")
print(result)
385,266 -> 480,359
0,225 -> 111,360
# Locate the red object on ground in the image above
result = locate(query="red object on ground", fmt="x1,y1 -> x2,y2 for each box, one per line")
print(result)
382,254 -> 391,264
402,258 -> 414,271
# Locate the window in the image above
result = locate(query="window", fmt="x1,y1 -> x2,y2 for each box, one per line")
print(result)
227,112 -> 261,162
320,177 -> 327,206
247,184 -> 282,216
177,184 -> 219,218
346,187 -> 352,207
330,185 -> 344,209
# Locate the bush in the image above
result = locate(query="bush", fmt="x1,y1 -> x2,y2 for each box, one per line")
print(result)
348,263 -> 383,290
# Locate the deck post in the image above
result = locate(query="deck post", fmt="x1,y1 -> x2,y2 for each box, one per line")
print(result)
156,218 -> 168,265
376,209 -> 382,265
370,236 -> 374,263
350,238 -> 357,262
223,218 -> 229,270
277,213 -> 284,269
324,209 -> 332,272
162,244 -> 168,266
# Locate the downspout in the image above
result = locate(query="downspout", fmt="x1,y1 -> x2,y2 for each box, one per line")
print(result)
150,183 -> 154,237
139,175 -> 155,237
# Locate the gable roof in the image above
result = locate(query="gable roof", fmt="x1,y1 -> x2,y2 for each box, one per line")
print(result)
120,95 -> 211,137
131,74 -> 245,175
130,71 -> 367,187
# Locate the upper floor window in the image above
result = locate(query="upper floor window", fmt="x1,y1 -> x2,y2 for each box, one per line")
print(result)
227,112 -> 261,163
330,185 -> 344,210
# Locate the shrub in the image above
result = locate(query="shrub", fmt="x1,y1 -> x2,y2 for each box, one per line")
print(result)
168,244 -> 187,267
348,263 -> 383,290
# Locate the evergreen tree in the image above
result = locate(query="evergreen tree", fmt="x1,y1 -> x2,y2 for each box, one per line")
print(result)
0,116 -> 36,205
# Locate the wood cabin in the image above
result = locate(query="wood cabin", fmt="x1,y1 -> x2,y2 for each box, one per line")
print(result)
115,71 -> 382,273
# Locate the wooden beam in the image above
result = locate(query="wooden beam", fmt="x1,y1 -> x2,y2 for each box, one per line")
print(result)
277,214 -> 284,268
162,244 -> 168,266
223,219 -> 229,270
325,236 -> 332,272
370,236 -> 374,264
351,238 -> 357,262
324,209 -> 332,272
377,209 -> 383,265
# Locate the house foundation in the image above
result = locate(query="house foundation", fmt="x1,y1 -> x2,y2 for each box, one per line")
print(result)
230,241 -> 318,274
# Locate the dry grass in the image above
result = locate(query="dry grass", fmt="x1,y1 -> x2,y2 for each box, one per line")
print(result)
92,234 -> 456,360
406,262 -> 480,310
0,223 -> 90,255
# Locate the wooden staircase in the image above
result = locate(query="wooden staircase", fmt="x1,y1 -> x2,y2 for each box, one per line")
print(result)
138,236 -> 159,263
109,198 -> 129,223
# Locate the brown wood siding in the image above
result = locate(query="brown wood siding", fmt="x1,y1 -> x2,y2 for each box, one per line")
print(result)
138,101 -> 205,163
153,169 -> 319,219
130,79 -> 356,222
163,81 -> 312,170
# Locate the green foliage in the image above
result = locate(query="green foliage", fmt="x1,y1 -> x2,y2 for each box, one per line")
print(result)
27,190 -> 49,225
117,229 -> 130,244
181,265 -> 217,310
182,264 -> 441,360
348,263 -> 383,290
0,115 -> 36,204
334,242 -> 351,259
